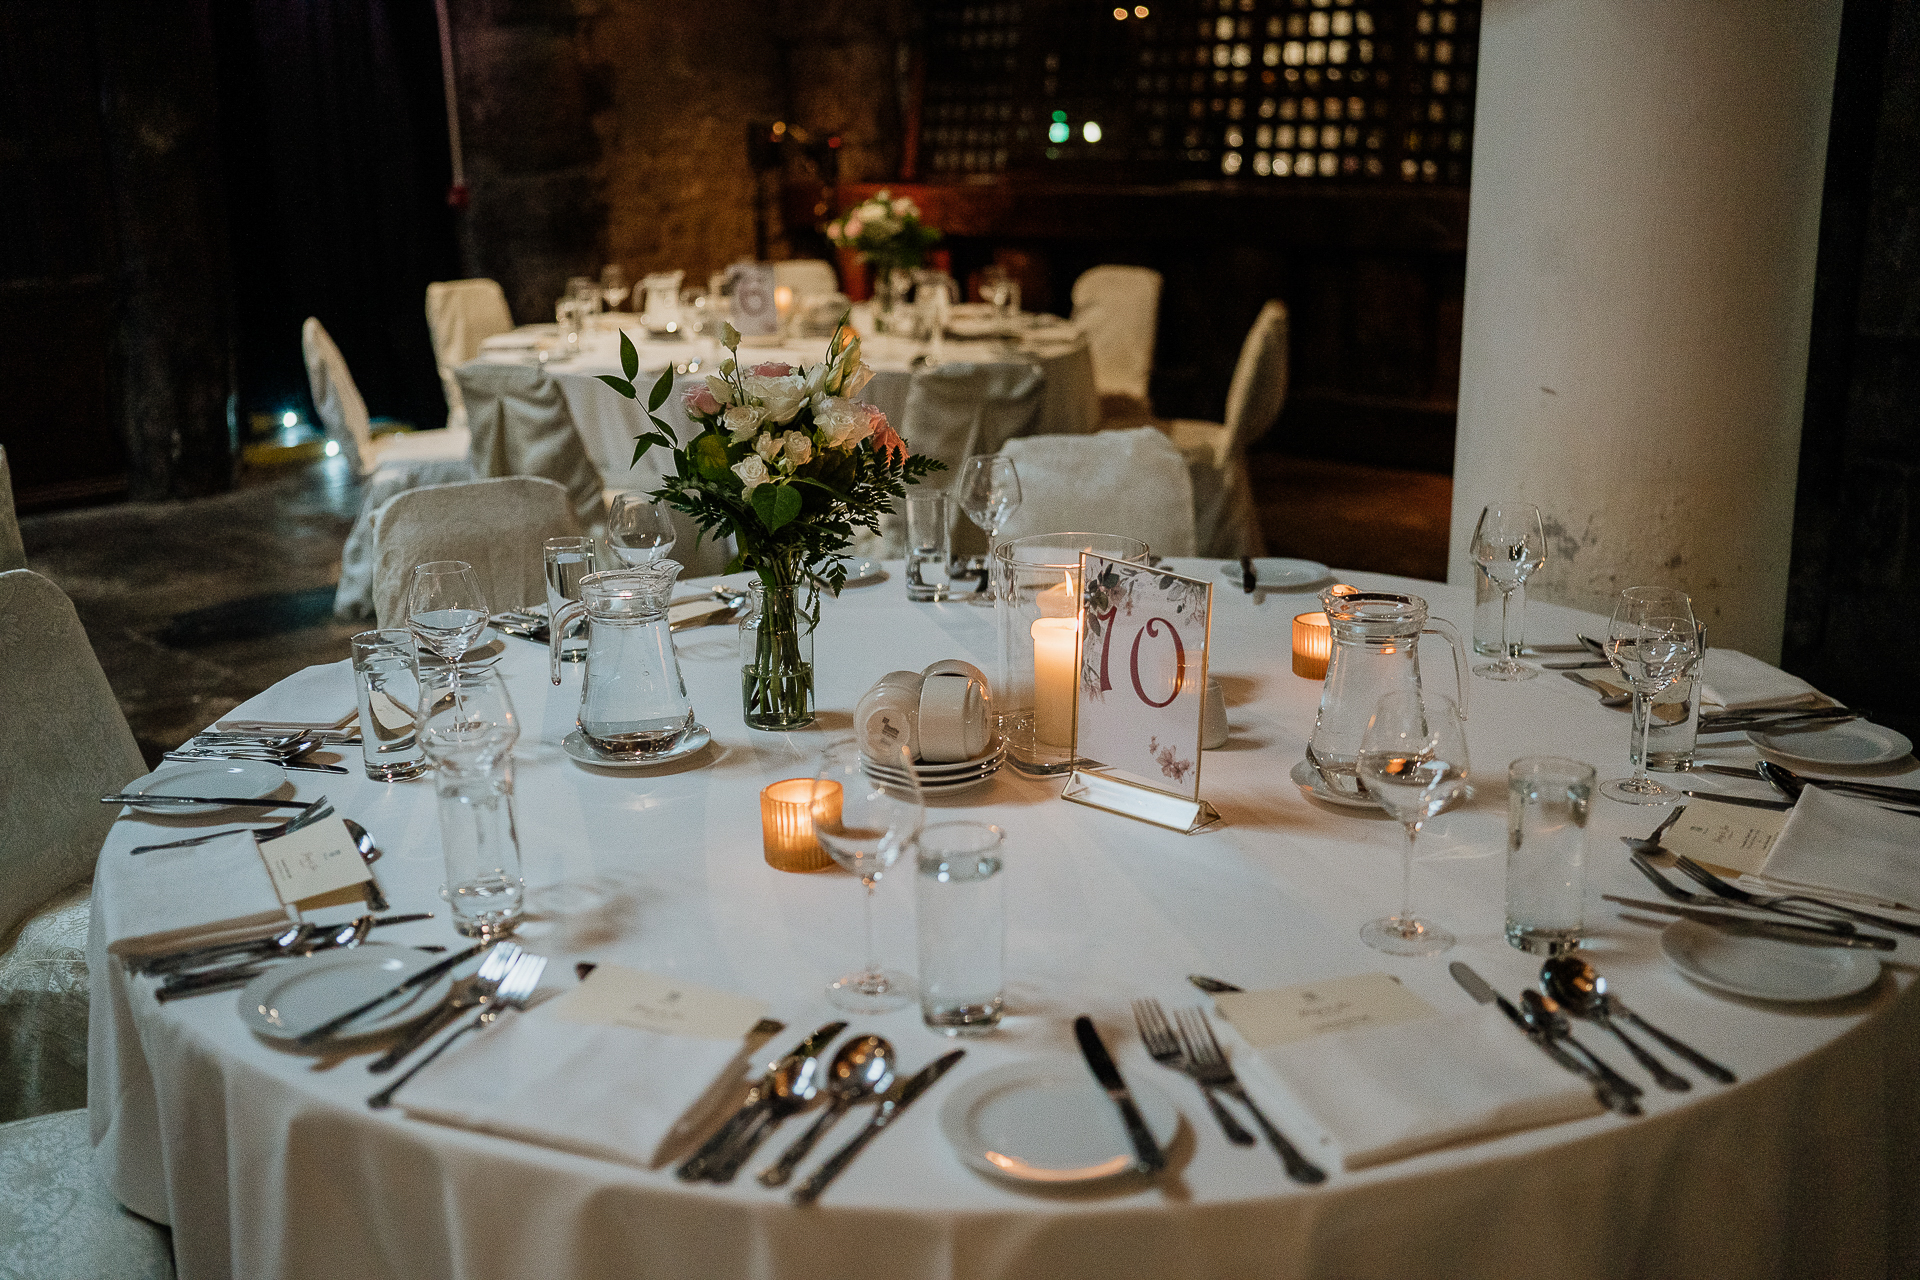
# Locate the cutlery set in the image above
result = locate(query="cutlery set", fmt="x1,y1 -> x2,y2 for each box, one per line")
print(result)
164,728 -> 355,774
142,913 -> 440,1000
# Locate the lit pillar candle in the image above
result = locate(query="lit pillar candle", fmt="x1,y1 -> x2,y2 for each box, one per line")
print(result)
1031,618 -> 1078,747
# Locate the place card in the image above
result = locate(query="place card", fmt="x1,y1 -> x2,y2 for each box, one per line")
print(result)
255,817 -> 372,906
1660,798 -> 1788,875
1215,973 -> 1438,1049
548,964 -> 769,1040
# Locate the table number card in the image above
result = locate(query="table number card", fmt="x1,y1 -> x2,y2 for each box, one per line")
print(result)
255,817 -> 372,906
1060,554 -> 1220,833
1215,974 -> 1439,1049
1660,798 -> 1788,876
725,263 -> 779,337
550,964 -> 769,1040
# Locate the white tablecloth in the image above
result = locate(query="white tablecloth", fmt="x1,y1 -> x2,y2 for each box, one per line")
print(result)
88,567 -> 1920,1279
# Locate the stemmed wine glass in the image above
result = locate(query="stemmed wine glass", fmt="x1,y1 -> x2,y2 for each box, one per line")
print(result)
1470,502 -> 1546,681
600,264 -> 630,313
1601,586 -> 1700,805
814,738 -> 924,1013
1356,689 -> 1469,956
956,454 -> 1021,605
407,561 -> 490,675
605,494 -> 677,565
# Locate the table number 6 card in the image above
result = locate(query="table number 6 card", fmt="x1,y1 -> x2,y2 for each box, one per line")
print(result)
1061,555 -> 1221,833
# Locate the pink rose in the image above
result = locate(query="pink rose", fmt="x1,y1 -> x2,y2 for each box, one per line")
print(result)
750,361 -> 793,377
868,416 -> 906,463
683,384 -> 722,416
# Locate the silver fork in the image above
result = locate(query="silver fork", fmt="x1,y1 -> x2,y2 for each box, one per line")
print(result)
1133,998 -> 1253,1145
1176,1008 -> 1327,1184
368,952 -> 547,1110
128,798 -> 334,855
367,943 -> 522,1073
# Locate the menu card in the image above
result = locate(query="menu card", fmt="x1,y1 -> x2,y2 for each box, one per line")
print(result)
548,964 -> 768,1040
257,817 -> 372,905
1661,798 -> 1787,876
1216,973 -> 1438,1048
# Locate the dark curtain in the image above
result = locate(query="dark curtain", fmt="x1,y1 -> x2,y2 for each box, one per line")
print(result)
211,0 -> 461,434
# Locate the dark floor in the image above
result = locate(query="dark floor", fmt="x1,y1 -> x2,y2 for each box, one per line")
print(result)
17,453 -> 1451,764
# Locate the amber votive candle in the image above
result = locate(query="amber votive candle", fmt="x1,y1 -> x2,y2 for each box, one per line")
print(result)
1292,612 -> 1333,680
761,779 -> 842,873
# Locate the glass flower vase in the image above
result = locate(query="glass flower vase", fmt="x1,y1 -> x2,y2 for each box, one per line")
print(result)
740,580 -> 815,730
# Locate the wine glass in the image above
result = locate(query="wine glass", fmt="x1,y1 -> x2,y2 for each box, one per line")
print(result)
956,454 -> 1021,605
600,264 -> 630,312
1470,502 -> 1546,681
1356,689 -> 1468,956
407,561 -> 490,669
605,494 -> 677,565
1601,586 -> 1700,805
814,738 -> 924,1013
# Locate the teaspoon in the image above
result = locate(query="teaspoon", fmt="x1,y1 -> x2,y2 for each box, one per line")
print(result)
758,1035 -> 895,1187
1540,957 -> 1689,1091
1542,955 -> 1735,1085
1519,989 -> 1643,1115
707,1041 -> 829,1182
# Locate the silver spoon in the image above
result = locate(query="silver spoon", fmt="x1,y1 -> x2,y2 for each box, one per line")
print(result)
342,818 -> 390,911
757,1035 -> 895,1187
1518,989 -> 1643,1115
1541,957 -> 1691,1091
1543,955 -> 1735,1085
706,1040 -> 829,1182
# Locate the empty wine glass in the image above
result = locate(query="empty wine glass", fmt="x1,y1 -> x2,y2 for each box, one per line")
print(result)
600,264 -> 630,312
605,494 -> 677,565
1470,502 -> 1546,681
407,561 -> 490,669
957,454 -> 1021,605
814,738 -> 924,1013
1356,689 -> 1468,956
1601,586 -> 1700,805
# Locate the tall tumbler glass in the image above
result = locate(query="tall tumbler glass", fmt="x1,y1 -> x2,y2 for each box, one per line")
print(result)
905,491 -> 953,602
351,629 -> 427,781
1506,757 -> 1593,955
1635,622 -> 1705,773
544,536 -> 595,663
916,822 -> 1006,1036
419,667 -> 523,938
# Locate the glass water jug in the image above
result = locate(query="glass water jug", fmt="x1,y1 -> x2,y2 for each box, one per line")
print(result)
550,563 -> 697,757
1307,589 -> 1468,797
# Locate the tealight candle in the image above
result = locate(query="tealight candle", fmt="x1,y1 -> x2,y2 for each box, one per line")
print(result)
760,778 -> 842,873
1292,612 -> 1332,680
1031,617 -> 1078,747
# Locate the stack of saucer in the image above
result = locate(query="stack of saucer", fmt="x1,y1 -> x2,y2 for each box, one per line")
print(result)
863,740 -> 1004,797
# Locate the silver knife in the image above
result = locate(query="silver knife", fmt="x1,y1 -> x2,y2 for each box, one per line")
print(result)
1602,895 -> 1897,950
1073,1015 -> 1165,1174
1187,974 -> 1244,993
1448,961 -> 1631,1115
791,1048 -> 965,1204
294,941 -> 490,1044
678,1021 -> 847,1181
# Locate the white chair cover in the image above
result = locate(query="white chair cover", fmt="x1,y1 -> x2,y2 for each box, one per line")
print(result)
772,259 -> 839,299
370,476 -> 582,629
333,458 -> 477,621
899,361 -> 1046,557
460,362 -> 606,532
0,445 -> 26,573
997,426 -> 1198,557
0,571 -> 144,1122
425,280 -> 515,434
0,1109 -> 176,1278
1070,265 -> 1163,410
1166,300 -> 1289,558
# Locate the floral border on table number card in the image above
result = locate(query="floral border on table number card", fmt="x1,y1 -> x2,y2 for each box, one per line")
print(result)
1061,554 -> 1222,834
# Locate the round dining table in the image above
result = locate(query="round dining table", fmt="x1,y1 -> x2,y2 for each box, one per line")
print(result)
87,563 -> 1920,1280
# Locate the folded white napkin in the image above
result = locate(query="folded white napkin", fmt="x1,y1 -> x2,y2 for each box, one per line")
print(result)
104,831 -> 294,957
216,660 -> 357,731
1701,649 -> 1825,712
399,1007 -> 752,1168
1764,786 -> 1920,907
1239,1007 -> 1603,1171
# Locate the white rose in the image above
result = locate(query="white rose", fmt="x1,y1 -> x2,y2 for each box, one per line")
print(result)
783,431 -> 813,466
844,361 -> 876,398
724,404 -> 766,442
732,455 -> 770,492
815,396 -> 876,450
891,197 -> 916,218
743,372 -> 809,426
753,431 -> 783,463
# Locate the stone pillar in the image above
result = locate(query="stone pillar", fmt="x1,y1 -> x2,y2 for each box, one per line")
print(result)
1449,0 -> 1843,661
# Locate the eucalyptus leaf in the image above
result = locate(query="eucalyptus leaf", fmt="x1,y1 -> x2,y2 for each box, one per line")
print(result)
647,364 -> 674,412
597,375 -> 637,398
620,331 -> 639,381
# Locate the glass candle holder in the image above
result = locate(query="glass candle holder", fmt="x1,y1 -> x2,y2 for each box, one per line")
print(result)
760,778 -> 842,872
1292,612 -> 1332,679
993,532 -> 1150,776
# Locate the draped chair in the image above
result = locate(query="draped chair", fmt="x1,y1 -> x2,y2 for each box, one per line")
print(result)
1070,265 -> 1163,428
771,259 -> 840,300
370,476 -> 582,629
996,426 -> 1198,558
1162,300 -> 1289,558
897,361 -> 1046,559
0,1108 -> 175,1278
0,571 -> 146,1124
425,279 -> 516,434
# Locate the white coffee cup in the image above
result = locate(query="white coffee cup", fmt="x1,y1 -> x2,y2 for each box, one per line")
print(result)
856,674 -> 923,760
917,673 -> 991,762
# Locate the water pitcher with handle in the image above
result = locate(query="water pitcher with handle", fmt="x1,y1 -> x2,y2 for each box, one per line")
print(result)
1308,590 -> 1468,799
550,563 -> 697,757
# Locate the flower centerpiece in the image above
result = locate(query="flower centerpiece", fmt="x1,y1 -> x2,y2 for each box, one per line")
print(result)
599,320 -> 943,729
826,190 -> 941,328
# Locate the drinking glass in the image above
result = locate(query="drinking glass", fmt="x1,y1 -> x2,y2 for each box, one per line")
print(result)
956,455 -> 1021,605
600,263 -> 630,312
1601,586 -> 1700,805
905,491 -> 954,602
543,536 -> 595,663
1506,756 -> 1594,955
981,265 -> 1021,331
408,561 -> 490,669
916,821 -> 1006,1035
553,297 -> 583,362
1470,502 -> 1546,681
606,494 -> 677,565
351,628 -> 427,781
418,667 -> 523,938
1356,689 -> 1468,956
814,738 -> 924,1013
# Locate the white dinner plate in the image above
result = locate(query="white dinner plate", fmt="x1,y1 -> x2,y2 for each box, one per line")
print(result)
940,1059 -> 1180,1185
1748,720 -> 1914,768
239,943 -> 457,1043
1218,558 -> 1332,591
1660,918 -> 1883,1003
122,759 -> 286,816
563,725 -> 711,769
